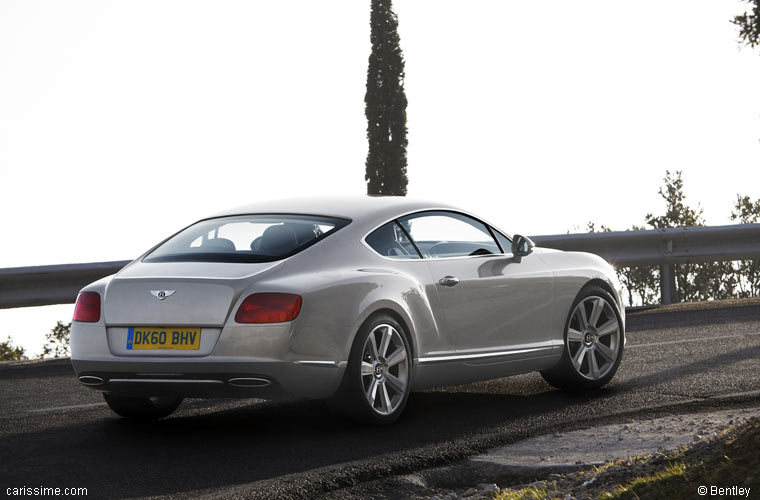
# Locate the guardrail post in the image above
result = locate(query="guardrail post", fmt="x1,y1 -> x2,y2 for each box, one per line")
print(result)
659,264 -> 678,304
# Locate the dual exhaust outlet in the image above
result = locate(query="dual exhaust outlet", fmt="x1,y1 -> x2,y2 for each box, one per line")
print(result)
78,375 -> 104,386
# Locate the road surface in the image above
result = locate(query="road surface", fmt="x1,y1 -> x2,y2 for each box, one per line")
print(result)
1,303 -> 759,499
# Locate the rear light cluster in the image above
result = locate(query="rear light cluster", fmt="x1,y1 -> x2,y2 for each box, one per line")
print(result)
235,293 -> 302,324
73,292 -> 101,322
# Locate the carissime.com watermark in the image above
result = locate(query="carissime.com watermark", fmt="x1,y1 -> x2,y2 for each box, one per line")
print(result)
6,486 -> 88,496
697,485 -> 751,497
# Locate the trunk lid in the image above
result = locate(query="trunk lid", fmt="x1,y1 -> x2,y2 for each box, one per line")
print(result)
103,260 -> 283,326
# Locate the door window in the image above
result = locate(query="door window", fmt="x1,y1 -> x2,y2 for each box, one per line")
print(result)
398,211 -> 500,258
492,229 -> 512,254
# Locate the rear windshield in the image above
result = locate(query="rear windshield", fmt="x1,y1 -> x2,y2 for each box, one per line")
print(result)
143,214 -> 350,263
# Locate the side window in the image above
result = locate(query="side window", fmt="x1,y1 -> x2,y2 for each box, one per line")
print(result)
366,221 -> 421,259
398,211 -> 500,258
492,229 -> 512,254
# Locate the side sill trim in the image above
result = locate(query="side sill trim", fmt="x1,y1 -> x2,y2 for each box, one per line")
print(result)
418,346 -> 552,364
293,360 -> 347,368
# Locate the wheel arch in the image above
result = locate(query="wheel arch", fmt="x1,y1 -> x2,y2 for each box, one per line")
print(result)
581,278 -> 620,308
575,278 -> 626,343
352,304 -> 417,362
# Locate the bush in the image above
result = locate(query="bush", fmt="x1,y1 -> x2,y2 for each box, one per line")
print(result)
0,336 -> 28,361
40,321 -> 70,358
588,171 -> 760,306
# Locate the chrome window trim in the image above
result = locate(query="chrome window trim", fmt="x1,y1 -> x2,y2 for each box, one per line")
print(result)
360,208 -> 514,262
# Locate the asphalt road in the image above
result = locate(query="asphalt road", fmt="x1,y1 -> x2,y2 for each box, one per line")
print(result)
2,303 -> 760,499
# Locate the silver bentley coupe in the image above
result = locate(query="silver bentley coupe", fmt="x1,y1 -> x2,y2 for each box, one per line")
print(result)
71,197 -> 625,423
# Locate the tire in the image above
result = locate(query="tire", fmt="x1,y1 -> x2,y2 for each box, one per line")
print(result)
326,313 -> 413,424
541,285 -> 624,390
103,393 -> 183,420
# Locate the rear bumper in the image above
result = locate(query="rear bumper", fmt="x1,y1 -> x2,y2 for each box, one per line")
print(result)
71,320 -> 351,399
72,359 -> 345,399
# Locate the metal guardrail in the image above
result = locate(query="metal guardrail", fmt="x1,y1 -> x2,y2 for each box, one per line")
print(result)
532,223 -> 760,304
1,223 -> 759,308
0,261 -> 129,309
530,223 -> 760,267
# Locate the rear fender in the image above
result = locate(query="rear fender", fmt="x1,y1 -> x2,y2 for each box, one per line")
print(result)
256,269 -> 444,363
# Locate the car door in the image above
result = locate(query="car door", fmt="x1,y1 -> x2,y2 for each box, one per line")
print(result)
398,211 -> 554,357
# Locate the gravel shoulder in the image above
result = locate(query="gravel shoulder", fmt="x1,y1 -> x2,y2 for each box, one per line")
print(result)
626,297 -> 760,315
322,406 -> 760,499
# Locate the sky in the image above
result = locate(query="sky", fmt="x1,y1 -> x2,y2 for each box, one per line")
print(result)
1,1 -> 759,356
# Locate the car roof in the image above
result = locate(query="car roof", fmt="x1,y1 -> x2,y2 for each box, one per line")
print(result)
211,196 -> 464,228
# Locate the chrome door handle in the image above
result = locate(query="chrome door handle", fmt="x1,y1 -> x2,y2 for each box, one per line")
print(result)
438,276 -> 460,287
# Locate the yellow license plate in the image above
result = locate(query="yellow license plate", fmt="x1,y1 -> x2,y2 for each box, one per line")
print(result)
127,327 -> 201,350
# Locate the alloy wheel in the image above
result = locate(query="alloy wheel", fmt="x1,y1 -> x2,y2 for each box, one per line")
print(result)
360,323 -> 409,415
566,296 -> 621,380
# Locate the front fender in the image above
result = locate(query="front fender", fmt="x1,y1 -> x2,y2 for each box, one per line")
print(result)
535,250 -> 625,344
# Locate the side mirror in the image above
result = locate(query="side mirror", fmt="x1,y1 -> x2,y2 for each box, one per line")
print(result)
511,234 -> 535,263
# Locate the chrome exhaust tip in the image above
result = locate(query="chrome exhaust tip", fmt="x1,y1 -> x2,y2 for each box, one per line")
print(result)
78,375 -> 104,386
227,377 -> 271,388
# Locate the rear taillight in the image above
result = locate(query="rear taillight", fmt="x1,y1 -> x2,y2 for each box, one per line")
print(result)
73,292 -> 101,322
235,293 -> 302,324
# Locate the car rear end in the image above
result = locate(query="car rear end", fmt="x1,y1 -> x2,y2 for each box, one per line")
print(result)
70,214 -> 352,400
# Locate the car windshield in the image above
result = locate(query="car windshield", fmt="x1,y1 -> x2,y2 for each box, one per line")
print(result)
144,214 -> 350,263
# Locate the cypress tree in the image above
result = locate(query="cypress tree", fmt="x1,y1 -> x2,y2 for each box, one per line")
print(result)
365,0 -> 408,196
733,0 -> 760,49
